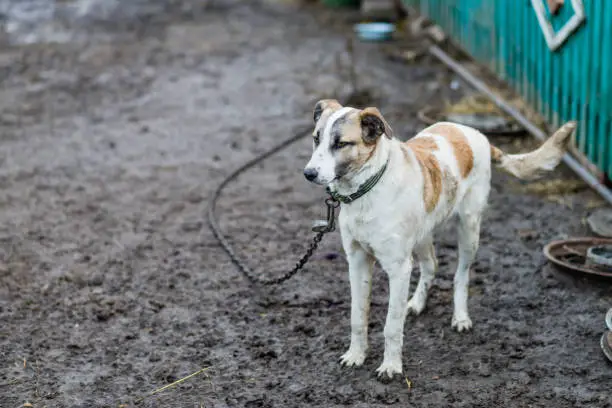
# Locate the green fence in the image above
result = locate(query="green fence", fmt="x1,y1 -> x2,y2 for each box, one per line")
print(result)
403,0 -> 612,181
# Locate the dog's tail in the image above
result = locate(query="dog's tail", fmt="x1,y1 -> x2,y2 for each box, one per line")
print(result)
489,121 -> 577,180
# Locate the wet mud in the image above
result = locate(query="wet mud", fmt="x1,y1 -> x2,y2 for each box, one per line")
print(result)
0,1 -> 610,407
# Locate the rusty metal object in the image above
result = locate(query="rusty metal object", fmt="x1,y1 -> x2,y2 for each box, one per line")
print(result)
543,237 -> 612,280
547,0 -> 564,15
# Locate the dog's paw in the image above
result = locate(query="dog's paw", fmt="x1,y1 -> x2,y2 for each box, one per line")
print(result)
375,359 -> 402,379
407,294 -> 426,315
451,315 -> 473,332
340,348 -> 366,367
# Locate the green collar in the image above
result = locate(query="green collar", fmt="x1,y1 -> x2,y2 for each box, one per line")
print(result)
326,160 -> 389,204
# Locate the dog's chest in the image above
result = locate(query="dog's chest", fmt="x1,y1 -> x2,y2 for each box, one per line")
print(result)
341,205 -> 399,251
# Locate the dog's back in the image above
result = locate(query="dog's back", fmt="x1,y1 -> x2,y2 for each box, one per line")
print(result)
404,120 -> 576,225
402,122 -> 493,228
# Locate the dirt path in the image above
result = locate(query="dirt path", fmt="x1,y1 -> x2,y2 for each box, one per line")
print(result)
0,1 -> 610,407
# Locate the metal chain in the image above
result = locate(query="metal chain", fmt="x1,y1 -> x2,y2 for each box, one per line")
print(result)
208,125 -> 338,286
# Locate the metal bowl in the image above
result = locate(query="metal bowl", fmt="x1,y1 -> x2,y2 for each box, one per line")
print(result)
354,22 -> 395,42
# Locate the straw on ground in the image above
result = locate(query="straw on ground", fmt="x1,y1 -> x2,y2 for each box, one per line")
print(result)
134,367 -> 212,403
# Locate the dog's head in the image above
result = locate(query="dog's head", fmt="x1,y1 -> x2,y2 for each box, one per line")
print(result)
303,99 -> 393,185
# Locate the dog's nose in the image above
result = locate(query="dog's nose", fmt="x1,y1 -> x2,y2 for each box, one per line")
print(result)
304,168 -> 318,181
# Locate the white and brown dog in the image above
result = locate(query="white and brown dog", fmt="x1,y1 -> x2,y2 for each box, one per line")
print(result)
303,99 -> 576,378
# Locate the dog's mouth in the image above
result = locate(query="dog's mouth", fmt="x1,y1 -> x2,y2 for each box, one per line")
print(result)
304,166 -> 339,186
310,177 -> 332,186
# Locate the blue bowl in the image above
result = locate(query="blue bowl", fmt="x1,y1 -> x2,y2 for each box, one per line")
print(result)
354,22 -> 395,42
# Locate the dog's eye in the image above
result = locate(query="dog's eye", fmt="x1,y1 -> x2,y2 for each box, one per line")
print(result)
333,141 -> 353,149
313,131 -> 320,146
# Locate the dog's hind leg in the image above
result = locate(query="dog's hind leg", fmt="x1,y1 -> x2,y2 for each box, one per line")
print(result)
407,235 -> 437,315
340,240 -> 374,367
452,185 -> 488,332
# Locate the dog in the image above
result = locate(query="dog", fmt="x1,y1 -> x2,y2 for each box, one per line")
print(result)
303,99 -> 576,378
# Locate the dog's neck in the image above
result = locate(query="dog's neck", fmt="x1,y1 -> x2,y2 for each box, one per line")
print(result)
330,136 -> 392,197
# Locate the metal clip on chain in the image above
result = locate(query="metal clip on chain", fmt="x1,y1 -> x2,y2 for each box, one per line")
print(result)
312,197 -> 340,233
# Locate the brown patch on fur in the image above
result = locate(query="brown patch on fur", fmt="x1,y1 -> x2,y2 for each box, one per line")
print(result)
334,111 -> 378,175
404,137 -> 442,212
427,123 -> 474,178
405,137 -> 438,159
314,99 -> 342,120
490,144 -> 504,163
320,99 -> 342,112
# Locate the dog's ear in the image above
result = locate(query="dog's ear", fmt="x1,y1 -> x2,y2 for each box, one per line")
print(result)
313,99 -> 342,123
360,107 -> 393,143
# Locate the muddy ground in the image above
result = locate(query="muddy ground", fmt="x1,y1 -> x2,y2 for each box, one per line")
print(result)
0,1 -> 610,407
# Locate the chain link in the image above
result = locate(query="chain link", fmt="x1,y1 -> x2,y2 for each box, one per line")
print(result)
208,125 -> 338,286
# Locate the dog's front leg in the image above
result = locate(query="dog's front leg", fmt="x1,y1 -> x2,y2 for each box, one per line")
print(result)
340,240 -> 374,367
376,255 -> 413,378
